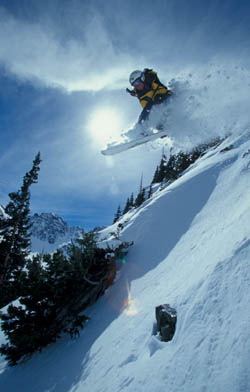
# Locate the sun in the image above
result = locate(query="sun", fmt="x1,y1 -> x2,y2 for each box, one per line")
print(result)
88,107 -> 123,147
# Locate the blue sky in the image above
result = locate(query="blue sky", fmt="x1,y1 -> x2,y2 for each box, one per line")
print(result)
0,0 -> 250,230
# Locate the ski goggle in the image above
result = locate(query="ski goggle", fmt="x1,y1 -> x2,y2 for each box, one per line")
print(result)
132,78 -> 143,87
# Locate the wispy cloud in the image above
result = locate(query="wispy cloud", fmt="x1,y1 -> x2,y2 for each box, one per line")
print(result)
1,1 -> 249,93
0,7 -> 135,92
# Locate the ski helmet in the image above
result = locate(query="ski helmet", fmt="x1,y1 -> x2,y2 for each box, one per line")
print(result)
129,70 -> 143,85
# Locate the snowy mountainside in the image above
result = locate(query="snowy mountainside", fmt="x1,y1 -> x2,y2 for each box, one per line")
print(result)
1,131 -> 250,391
30,212 -> 85,253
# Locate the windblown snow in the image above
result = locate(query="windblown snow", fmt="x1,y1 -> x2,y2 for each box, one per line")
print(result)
1,66 -> 250,391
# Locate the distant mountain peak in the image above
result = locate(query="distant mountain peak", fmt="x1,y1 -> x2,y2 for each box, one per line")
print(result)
30,212 -> 85,253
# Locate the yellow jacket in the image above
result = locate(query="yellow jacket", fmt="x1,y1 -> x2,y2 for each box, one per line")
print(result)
135,70 -> 172,108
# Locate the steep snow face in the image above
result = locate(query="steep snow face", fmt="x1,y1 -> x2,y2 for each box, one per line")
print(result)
89,132 -> 250,392
1,132 -> 250,391
30,213 -> 85,253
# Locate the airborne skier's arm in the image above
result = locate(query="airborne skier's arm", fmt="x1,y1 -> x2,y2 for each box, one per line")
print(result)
126,88 -> 137,97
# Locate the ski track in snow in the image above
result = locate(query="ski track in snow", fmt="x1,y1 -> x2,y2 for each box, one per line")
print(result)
1,67 -> 250,391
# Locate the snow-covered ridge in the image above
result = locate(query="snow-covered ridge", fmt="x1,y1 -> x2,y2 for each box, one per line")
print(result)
0,207 -> 85,254
30,212 -> 85,253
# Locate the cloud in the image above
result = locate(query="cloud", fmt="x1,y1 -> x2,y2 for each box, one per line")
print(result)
0,7 -> 135,92
1,1 -> 249,95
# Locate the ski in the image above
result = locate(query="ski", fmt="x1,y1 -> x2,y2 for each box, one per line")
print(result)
101,130 -> 169,156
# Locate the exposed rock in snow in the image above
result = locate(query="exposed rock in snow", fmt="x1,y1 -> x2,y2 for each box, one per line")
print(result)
155,304 -> 177,342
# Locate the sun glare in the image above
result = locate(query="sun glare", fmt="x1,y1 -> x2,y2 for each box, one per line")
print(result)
123,281 -> 140,316
88,107 -> 123,147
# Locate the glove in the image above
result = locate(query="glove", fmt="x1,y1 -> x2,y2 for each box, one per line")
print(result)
126,88 -> 136,96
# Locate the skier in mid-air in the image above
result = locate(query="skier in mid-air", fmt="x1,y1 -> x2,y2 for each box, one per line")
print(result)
101,68 -> 172,155
126,68 -> 172,128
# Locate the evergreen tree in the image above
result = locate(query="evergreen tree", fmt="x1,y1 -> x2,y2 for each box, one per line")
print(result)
152,165 -> 160,184
0,152 -> 41,307
164,153 -> 182,183
157,150 -> 168,183
152,150 -> 168,184
113,205 -> 121,223
134,173 -> 146,208
0,232 -> 133,365
163,139 -> 223,184
123,198 -> 131,215
123,192 -> 135,215
151,138 -> 224,188
129,193 -> 134,208
148,184 -> 153,199
135,188 -> 146,207
158,158 -> 167,182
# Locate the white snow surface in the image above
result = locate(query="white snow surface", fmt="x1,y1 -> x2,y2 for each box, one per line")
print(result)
1,68 -> 250,391
1,131 -> 250,391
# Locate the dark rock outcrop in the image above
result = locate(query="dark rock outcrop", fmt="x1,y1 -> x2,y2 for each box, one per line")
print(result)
155,304 -> 177,342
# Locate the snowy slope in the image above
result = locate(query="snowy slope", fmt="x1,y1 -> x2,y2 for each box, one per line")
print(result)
1,131 -> 250,391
